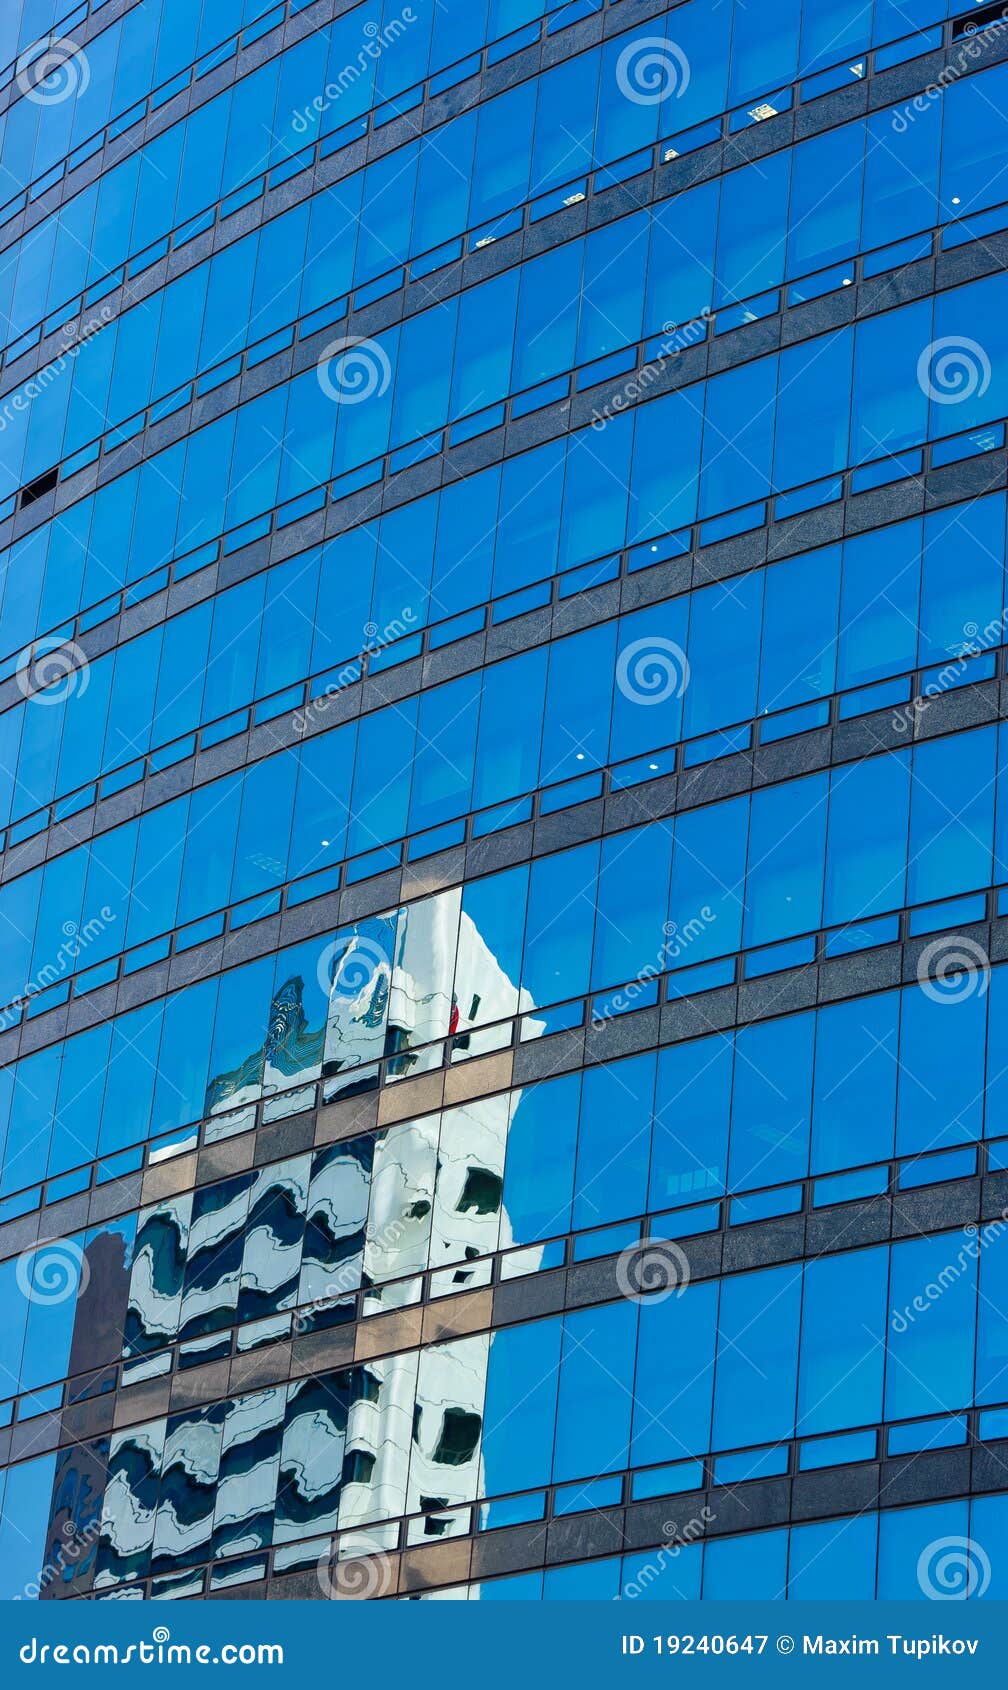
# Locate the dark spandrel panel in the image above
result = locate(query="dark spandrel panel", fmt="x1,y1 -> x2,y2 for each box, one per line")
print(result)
297,1137 -> 373,1310
94,1418 -> 167,1590
68,1216 -> 137,1378
236,1155 -> 311,1327
210,1386 -> 286,1561
151,1403 -> 226,1577
67,1367 -> 118,1406
123,1194 -> 193,1360
177,1172 -> 253,1344
273,1371 -> 349,1544
39,1438 -> 109,1600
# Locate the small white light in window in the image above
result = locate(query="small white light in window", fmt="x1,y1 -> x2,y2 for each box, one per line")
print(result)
952,195 -> 961,205
321,839 -> 330,847
663,146 -> 679,162
850,61 -> 865,77
649,763 -> 659,771
576,752 -> 585,761
748,102 -> 778,121
474,235 -> 495,249
563,191 -> 585,206
842,276 -> 853,286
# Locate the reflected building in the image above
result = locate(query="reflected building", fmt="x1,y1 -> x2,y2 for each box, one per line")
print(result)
2,0 -> 1007,1608
73,885 -> 539,1595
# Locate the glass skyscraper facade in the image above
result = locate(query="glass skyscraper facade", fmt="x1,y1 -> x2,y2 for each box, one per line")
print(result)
1,0 -> 1008,1606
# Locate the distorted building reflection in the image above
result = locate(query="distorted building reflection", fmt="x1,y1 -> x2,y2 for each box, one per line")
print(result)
80,885 -> 541,1591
